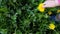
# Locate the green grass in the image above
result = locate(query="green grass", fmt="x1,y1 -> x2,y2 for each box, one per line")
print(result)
0,0 -> 60,34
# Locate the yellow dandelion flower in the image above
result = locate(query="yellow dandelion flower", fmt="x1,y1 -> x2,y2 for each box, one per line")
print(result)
49,23 -> 55,30
57,10 -> 60,13
37,3 -> 45,12
48,11 -> 52,15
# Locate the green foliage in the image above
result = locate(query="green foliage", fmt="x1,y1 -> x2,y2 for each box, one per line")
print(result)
0,0 -> 60,34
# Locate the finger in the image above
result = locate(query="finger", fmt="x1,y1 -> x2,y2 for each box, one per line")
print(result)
43,5 -> 55,8
43,4 -> 52,8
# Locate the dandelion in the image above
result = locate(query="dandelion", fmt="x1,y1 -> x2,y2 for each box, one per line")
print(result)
57,10 -> 60,13
48,11 -> 52,15
37,3 -> 45,12
49,23 -> 55,30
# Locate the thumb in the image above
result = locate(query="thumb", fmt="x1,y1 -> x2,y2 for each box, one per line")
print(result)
43,3 -> 55,8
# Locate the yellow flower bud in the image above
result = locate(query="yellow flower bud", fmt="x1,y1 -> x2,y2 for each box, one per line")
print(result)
48,11 -> 52,15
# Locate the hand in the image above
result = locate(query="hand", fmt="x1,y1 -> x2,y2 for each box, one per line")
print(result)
43,0 -> 58,8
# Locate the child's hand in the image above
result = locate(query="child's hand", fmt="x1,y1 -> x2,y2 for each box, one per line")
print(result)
43,0 -> 59,8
